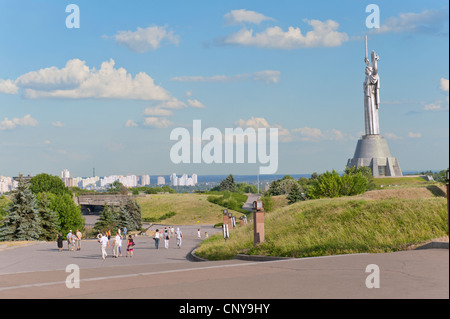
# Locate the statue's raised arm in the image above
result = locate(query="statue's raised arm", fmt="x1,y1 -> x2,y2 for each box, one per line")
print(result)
364,35 -> 370,66
363,37 -> 380,135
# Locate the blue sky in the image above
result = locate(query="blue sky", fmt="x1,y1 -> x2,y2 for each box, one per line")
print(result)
0,0 -> 448,177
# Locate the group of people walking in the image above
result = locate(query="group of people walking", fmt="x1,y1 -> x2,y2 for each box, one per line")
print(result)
97,228 -> 135,260
97,226 -> 184,260
57,229 -> 82,252
56,226 -> 186,260
152,226 -> 183,250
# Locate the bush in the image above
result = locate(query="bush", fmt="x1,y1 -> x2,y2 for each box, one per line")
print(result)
46,193 -> 84,236
261,194 -> 274,212
307,170 -> 368,199
142,211 -> 176,223
206,192 -> 248,213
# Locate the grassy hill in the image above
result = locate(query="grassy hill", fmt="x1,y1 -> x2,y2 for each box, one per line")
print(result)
372,175 -> 442,188
135,193 -> 245,225
195,185 -> 448,260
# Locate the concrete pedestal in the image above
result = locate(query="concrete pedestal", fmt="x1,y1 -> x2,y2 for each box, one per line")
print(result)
347,134 -> 402,177
254,210 -> 265,245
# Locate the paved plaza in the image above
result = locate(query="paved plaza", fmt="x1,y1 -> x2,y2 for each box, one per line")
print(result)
0,223 -> 448,299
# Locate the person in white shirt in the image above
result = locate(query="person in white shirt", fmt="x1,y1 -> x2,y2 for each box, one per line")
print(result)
98,233 -> 110,260
175,227 -> 183,248
164,229 -> 170,249
153,229 -> 160,249
66,230 -> 73,251
118,234 -> 123,256
112,232 -> 121,258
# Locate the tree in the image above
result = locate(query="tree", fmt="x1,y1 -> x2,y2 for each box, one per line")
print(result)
0,175 -> 42,241
287,182 -> 304,205
36,193 -> 60,241
267,175 -> 300,196
236,183 -> 258,194
94,204 -> 118,233
345,166 -> 375,190
46,193 -> 84,236
108,181 -> 128,195
29,173 -> 71,196
218,174 -> 236,192
307,169 -> 368,199
340,172 -> 368,196
261,194 -> 274,212
122,199 -> 142,231
116,205 -> 134,230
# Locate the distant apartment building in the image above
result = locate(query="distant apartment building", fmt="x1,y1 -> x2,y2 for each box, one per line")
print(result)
97,174 -> 138,189
157,176 -> 165,185
140,174 -> 150,186
170,173 -> 178,186
170,173 -> 198,187
120,175 -> 138,188
60,169 -> 74,187
79,176 -> 100,189
60,169 -> 70,179
0,176 -> 13,194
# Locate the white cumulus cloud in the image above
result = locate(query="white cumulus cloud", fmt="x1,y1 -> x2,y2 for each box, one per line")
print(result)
0,114 -> 38,130
142,117 -> 173,128
408,132 -> 422,138
423,78 -> 449,111
125,120 -> 139,128
292,126 -> 355,142
171,70 -> 280,84
51,121 -> 65,127
2,58 -> 172,101
221,19 -> 349,49
187,99 -> 205,109
371,9 -> 448,35
0,79 -> 19,94
441,78 -> 449,92
234,116 -> 291,142
143,107 -> 174,116
224,9 -> 275,25
112,25 -> 179,53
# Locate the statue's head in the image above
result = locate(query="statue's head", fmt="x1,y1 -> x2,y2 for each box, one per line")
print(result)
365,66 -> 373,75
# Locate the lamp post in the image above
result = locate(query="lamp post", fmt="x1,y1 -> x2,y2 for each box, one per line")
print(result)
222,209 -> 229,241
446,170 -> 449,236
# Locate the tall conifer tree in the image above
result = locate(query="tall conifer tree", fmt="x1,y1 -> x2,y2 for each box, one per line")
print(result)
0,175 -> 42,241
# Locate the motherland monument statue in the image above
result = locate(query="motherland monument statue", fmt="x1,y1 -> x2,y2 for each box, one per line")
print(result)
347,36 -> 402,177
363,35 -> 380,136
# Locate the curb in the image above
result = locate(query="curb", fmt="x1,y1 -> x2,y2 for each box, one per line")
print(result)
188,248 -> 209,262
414,241 -> 449,250
234,254 -> 293,261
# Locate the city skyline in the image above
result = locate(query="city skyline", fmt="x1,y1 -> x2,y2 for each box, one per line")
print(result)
0,169 -> 202,193
0,1 -> 448,177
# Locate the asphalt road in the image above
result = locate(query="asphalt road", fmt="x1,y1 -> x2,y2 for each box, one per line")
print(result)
0,223 -> 448,299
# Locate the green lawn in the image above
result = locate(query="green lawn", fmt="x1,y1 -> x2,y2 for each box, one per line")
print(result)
195,188 -> 448,260
373,176 -> 435,188
135,193 -> 245,225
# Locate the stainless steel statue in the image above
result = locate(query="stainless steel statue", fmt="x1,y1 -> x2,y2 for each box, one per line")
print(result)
363,35 -> 380,135
347,36 -> 403,177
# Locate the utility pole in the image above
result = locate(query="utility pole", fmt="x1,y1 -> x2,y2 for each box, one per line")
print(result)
257,174 -> 260,194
